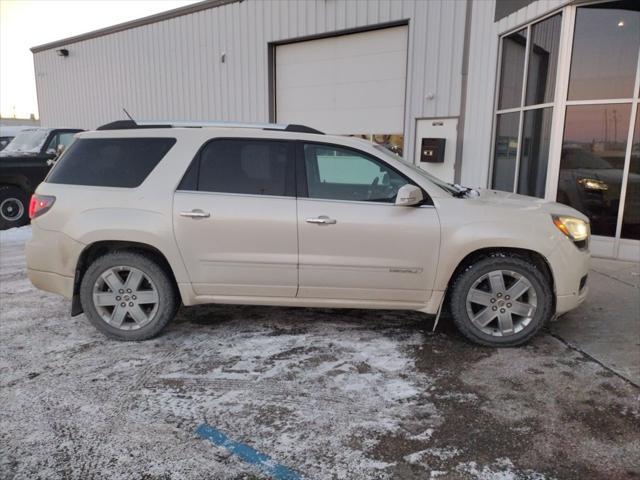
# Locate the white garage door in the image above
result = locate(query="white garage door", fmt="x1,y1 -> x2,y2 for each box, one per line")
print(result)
275,26 -> 408,136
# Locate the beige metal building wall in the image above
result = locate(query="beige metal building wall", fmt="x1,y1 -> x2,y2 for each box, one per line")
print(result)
32,0 -> 467,163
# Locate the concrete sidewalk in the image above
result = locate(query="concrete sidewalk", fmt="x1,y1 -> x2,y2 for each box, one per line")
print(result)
551,257 -> 640,386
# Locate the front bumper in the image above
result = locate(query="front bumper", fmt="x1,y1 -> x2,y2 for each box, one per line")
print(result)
546,239 -> 590,315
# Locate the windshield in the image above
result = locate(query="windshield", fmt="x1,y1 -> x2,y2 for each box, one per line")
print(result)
372,144 -> 460,195
2,129 -> 49,154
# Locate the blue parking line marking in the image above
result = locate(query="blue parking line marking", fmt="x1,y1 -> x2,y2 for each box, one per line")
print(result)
196,424 -> 302,480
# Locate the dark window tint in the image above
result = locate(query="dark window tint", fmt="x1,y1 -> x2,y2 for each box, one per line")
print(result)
517,107 -> 553,198
196,139 -> 294,196
525,14 -> 561,106
621,109 -> 639,240
303,144 -> 408,202
497,29 -> 527,110
491,112 -> 519,192
48,138 -> 176,187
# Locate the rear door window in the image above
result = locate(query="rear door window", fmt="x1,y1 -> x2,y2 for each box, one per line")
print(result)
48,137 -> 176,187
180,139 -> 295,197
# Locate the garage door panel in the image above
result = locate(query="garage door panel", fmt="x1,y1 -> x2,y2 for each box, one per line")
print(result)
276,25 -> 407,134
276,28 -> 407,65
276,106 -> 404,135
277,78 -> 405,111
276,51 -> 405,90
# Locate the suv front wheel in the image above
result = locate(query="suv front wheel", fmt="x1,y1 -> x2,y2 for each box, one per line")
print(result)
80,251 -> 179,341
449,254 -> 553,347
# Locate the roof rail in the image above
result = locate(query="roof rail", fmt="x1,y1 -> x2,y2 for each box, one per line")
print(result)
136,120 -> 288,129
96,120 -> 171,130
96,119 -> 324,134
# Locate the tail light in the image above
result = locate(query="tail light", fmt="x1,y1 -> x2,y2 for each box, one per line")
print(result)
28,194 -> 56,219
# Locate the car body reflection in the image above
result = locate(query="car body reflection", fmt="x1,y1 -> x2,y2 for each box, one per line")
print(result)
557,146 -> 640,237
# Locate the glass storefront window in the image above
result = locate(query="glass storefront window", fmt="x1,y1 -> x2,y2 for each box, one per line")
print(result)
557,104 -> 632,237
518,107 -> 553,197
492,15 -> 561,198
498,29 -> 527,110
621,110 -> 640,239
492,112 -> 519,192
526,15 -> 562,106
568,1 -> 640,101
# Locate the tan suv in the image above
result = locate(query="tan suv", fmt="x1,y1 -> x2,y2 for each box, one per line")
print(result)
26,120 -> 590,346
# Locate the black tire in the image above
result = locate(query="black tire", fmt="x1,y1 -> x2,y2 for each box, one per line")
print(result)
0,186 -> 29,230
80,251 -> 178,341
449,254 -> 553,347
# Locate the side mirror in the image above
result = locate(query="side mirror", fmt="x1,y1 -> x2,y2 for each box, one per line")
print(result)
395,184 -> 424,207
46,148 -> 57,156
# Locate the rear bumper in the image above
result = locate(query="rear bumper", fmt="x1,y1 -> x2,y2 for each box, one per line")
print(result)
26,268 -> 74,299
25,223 -> 84,299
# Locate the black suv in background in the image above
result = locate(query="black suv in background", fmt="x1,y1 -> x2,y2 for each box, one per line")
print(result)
0,128 -> 83,229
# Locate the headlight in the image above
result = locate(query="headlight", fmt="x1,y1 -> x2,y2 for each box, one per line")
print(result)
552,215 -> 590,242
577,177 -> 608,191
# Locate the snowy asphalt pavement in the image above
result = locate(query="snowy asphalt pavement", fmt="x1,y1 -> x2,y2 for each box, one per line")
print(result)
1,227 -> 639,480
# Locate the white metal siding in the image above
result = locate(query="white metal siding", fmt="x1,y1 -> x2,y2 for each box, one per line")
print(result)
460,0 -> 570,187
33,0 -> 467,162
275,26 -> 408,135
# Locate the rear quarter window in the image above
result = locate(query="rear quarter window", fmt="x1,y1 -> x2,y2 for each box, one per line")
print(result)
47,137 -> 176,187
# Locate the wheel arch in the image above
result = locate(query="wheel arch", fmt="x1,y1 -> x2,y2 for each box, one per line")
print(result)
443,247 -> 556,311
71,240 -> 180,316
0,175 -> 31,193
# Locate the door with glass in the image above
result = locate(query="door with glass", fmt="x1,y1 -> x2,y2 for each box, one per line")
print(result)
296,143 -> 440,303
557,1 -> 640,258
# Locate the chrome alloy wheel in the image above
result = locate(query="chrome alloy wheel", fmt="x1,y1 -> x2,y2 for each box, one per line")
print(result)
92,266 -> 159,330
465,270 -> 537,337
0,197 -> 24,221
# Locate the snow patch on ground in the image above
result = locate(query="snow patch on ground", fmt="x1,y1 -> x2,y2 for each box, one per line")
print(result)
0,224 -> 31,244
455,458 -> 549,480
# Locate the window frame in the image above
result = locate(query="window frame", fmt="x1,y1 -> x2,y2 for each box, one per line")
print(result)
177,137 -> 297,198
489,0 -> 640,258
295,141 -> 430,205
489,11 -> 564,197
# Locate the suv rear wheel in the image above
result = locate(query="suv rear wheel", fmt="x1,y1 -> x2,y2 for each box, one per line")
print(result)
80,251 -> 178,341
0,186 -> 29,230
449,255 -> 553,347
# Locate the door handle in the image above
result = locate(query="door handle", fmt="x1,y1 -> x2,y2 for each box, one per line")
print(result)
305,215 -> 337,225
180,209 -> 210,218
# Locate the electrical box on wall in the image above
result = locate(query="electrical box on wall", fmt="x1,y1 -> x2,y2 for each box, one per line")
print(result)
414,118 -> 458,183
420,138 -> 446,163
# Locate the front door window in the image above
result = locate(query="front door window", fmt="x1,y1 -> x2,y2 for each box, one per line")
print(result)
303,144 -> 408,203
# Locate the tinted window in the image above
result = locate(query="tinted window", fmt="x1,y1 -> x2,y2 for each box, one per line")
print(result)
194,139 -> 294,197
48,138 -> 176,187
304,144 -> 408,202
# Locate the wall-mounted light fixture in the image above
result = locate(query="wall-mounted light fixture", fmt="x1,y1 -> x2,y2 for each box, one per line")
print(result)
56,48 -> 69,57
